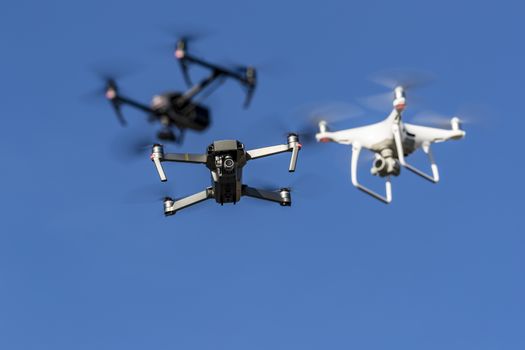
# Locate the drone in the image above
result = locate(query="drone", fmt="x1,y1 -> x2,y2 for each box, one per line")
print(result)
149,134 -> 301,216
315,86 -> 466,203
103,38 -> 257,143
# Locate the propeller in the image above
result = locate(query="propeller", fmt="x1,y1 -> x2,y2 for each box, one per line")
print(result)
160,27 -> 210,87
175,37 -> 193,87
411,111 -> 457,128
249,173 -> 325,201
123,182 -> 178,205
411,104 -> 488,128
104,79 -> 127,126
248,103 -> 363,148
360,69 -> 435,111
110,128 -> 157,163
292,102 -> 365,144
369,69 -> 435,90
84,62 -> 141,126
160,24 -> 210,45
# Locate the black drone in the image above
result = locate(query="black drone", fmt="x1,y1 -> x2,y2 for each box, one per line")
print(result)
150,134 -> 301,216
104,38 -> 257,143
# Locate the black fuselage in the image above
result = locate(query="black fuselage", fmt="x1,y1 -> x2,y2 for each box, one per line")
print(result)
204,140 -> 248,204
151,92 -> 210,131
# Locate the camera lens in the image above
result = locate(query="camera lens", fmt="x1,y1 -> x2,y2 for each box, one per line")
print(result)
223,156 -> 235,171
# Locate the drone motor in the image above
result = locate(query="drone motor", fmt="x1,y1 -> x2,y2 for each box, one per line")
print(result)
279,188 -> 291,206
393,86 -> 406,111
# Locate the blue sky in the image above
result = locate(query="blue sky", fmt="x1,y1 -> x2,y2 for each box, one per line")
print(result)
1,0 -> 524,349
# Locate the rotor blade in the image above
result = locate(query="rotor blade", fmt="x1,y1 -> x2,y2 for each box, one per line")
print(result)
152,25 -> 211,57
369,69 -> 435,90
160,24 -> 210,43
301,102 -> 364,124
411,111 -> 452,128
454,104 -> 491,126
293,102 -> 365,143
123,182 -> 179,204
359,90 -> 427,112
243,86 -> 255,108
110,128 -> 157,162
358,91 -> 393,112
89,61 -> 142,82
247,102 -> 362,148
80,87 -> 106,103
84,62 -> 137,105
249,173 -> 323,199
411,104 -> 489,127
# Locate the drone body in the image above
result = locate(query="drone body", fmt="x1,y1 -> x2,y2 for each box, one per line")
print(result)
150,92 -> 210,138
150,134 -> 301,216
315,86 -> 466,203
104,39 -> 256,143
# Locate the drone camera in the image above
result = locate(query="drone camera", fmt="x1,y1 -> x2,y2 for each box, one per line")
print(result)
215,154 -> 236,176
371,153 -> 400,177
371,149 -> 401,177
223,155 -> 235,172
371,157 -> 386,175
279,188 -> 291,206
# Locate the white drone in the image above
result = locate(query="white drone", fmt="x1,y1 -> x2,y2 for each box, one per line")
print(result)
315,86 -> 466,203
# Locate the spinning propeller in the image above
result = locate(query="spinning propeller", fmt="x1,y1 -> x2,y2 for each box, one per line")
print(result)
85,62 -> 143,126
265,102 -> 364,145
360,69 -> 435,111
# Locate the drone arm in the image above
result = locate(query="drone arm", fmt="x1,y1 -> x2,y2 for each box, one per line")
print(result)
163,153 -> 208,163
116,96 -> 155,114
351,143 -> 392,204
179,54 -> 254,106
242,186 -> 290,205
179,71 -> 222,104
150,145 -> 207,182
108,94 -> 157,127
247,144 -> 289,159
182,55 -> 218,74
247,135 -> 301,172
392,125 -> 439,183
183,54 -> 245,81
164,187 -> 213,216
